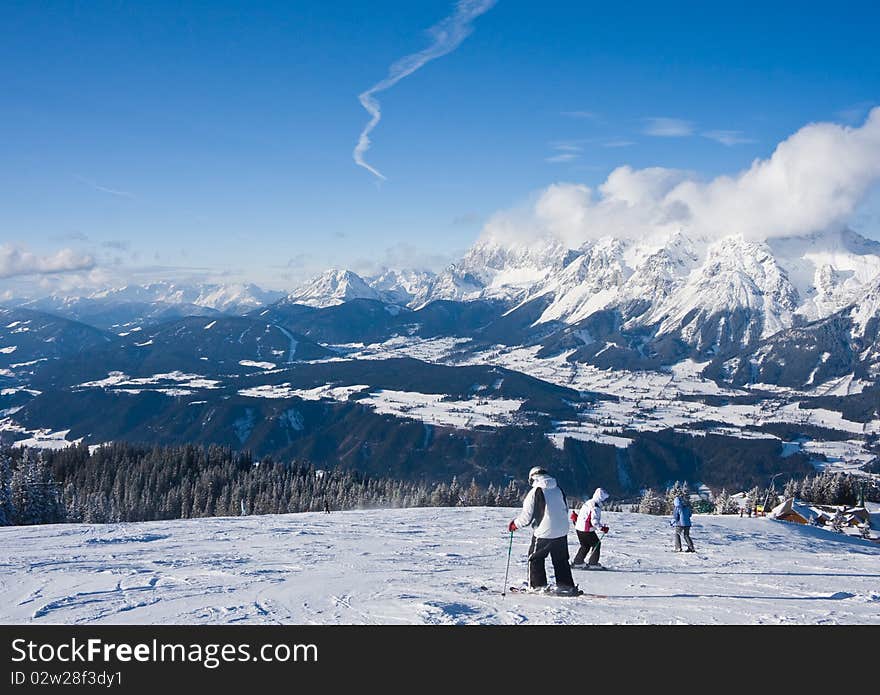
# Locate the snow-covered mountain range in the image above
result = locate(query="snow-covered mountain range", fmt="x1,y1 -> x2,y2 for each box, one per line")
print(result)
285,227 -> 880,362
7,281 -> 286,330
12,226 -> 878,361
2,226 -> 879,491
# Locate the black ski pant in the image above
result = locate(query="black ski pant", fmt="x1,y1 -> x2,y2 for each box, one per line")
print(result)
673,525 -> 695,551
527,535 -> 575,589
572,530 -> 601,565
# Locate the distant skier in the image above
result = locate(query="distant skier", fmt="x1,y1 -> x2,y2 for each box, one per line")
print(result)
507,466 -> 579,595
670,496 -> 696,552
570,487 -> 610,568
323,499 -> 330,514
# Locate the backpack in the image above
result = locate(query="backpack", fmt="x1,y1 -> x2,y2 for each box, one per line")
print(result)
532,487 -> 545,528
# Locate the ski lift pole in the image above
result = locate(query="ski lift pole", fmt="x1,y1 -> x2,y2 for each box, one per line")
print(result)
761,472 -> 785,517
502,530 -> 513,597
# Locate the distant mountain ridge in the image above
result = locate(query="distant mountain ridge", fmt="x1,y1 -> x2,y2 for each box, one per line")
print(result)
278,227 -> 880,367
5,227 -> 880,374
8,281 -> 286,331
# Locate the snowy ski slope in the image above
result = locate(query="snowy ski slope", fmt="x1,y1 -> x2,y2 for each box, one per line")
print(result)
2,507 -> 878,625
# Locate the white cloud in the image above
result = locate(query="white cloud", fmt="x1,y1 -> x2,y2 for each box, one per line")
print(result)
480,108 -> 880,246
545,153 -> 579,163
352,243 -> 455,276
353,0 -> 496,180
602,139 -> 636,148
599,166 -> 691,207
0,245 -> 95,279
702,130 -> 757,146
545,142 -> 584,164
674,109 -> 880,239
643,117 -> 694,137
74,175 -> 134,198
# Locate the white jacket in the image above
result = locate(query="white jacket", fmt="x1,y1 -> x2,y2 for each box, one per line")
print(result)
574,487 -> 609,533
513,474 -> 570,540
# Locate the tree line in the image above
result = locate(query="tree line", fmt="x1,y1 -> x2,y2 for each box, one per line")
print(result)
0,443 -> 524,526
633,472 -> 878,516
2,442 -> 876,527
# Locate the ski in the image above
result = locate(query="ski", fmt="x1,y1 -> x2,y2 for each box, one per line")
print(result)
571,564 -> 612,571
506,586 -> 607,598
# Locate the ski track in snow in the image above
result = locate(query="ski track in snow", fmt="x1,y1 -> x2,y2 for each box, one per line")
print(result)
1,508 -> 878,625
274,325 -> 299,363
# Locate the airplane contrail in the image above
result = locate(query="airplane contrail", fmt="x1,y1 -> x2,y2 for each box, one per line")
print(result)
353,0 -> 497,180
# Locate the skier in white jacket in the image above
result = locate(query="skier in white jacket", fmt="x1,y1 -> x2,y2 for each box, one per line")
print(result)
507,467 -> 578,594
570,487 -> 610,568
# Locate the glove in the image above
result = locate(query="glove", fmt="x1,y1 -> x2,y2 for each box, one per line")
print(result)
508,521 -> 517,532
570,511 -> 578,523
601,526 -> 609,534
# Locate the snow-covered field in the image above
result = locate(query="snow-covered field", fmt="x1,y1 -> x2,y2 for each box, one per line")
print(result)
325,339 -> 880,468
2,507 -> 878,625
17,334 -> 876,470
358,390 -> 525,429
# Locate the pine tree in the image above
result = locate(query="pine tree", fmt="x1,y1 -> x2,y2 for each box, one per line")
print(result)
638,488 -> 665,515
714,489 -> 739,515
746,486 -> 761,513
799,476 -> 815,502
0,453 -> 14,526
9,450 -> 63,525
824,474 -> 843,505
449,477 -> 462,506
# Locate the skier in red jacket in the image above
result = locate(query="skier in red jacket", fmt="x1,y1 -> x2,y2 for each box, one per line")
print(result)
570,487 -> 610,569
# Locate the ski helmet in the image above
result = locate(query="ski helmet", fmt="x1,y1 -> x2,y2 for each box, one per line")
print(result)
528,466 -> 548,484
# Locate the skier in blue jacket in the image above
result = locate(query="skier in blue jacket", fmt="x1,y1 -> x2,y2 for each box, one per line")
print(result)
670,496 -> 696,552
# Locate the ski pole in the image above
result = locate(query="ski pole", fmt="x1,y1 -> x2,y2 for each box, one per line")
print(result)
502,530 -> 513,597
586,530 -> 608,565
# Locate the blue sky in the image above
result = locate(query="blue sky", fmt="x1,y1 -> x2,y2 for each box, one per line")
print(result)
1,0 -> 879,292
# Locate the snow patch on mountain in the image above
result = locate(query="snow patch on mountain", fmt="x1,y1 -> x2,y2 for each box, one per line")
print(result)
360,389 -> 525,429
367,269 -> 437,306
77,372 -> 221,392
238,384 -> 369,401
83,281 -> 283,313
239,360 -> 276,370
769,229 -> 880,321
287,270 -> 381,307
850,272 -> 880,337
533,237 -> 630,324
648,235 -> 800,350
